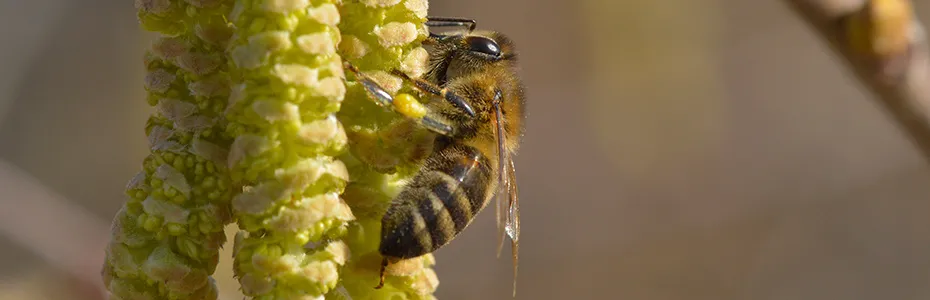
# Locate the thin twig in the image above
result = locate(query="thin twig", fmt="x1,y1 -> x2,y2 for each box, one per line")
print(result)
0,161 -> 235,300
784,0 -> 930,162
0,159 -> 108,297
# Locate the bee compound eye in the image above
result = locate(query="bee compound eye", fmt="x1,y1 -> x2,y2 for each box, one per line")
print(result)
465,36 -> 502,57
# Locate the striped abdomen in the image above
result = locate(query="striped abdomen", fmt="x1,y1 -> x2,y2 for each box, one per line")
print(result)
379,142 -> 494,259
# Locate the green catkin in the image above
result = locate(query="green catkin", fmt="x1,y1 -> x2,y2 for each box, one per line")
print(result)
225,0 -> 354,298
109,0 -> 440,298
333,0 -> 440,299
103,0 -> 236,299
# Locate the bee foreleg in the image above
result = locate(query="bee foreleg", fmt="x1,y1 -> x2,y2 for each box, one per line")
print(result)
390,69 -> 477,118
344,62 -> 455,136
426,16 -> 476,33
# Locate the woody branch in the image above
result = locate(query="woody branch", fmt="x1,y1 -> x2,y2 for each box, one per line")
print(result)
784,0 -> 930,162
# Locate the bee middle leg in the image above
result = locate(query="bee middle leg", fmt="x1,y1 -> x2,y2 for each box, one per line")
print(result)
344,61 -> 454,136
390,69 -> 477,118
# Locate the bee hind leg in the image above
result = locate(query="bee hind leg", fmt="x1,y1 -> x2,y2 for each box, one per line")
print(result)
375,257 -> 389,289
343,61 -> 454,136
390,69 -> 477,118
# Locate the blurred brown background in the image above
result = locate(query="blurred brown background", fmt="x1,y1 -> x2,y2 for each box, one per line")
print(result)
3,0 -> 930,299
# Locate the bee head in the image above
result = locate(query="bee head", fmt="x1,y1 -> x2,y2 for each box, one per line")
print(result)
424,31 -> 517,85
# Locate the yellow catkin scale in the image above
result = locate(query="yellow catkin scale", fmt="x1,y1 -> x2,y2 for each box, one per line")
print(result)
845,0 -> 915,79
334,0 -> 440,299
103,0 -> 235,299
225,0 -> 356,298
847,0 -> 913,57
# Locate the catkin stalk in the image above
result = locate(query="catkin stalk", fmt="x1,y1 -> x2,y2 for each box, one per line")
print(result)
103,0 -> 236,299
108,0 -> 439,299
225,0 -> 438,298
225,0 -> 353,298
334,1 -> 440,299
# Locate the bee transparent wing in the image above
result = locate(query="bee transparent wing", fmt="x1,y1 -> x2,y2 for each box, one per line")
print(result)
493,102 -> 509,258
495,174 -> 508,257
506,159 -> 519,243
492,100 -> 520,297
506,155 -> 520,297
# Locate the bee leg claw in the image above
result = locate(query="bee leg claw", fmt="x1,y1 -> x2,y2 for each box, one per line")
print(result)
375,257 -> 389,289
344,62 -> 395,108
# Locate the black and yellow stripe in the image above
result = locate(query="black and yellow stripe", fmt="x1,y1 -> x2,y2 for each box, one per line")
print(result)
379,142 -> 494,259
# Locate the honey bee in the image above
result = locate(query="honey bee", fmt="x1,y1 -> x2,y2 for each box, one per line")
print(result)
344,17 -> 525,296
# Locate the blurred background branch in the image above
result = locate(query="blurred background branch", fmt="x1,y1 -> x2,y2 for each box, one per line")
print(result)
784,0 -> 930,163
0,0 -> 72,124
0,159 -> 107,298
